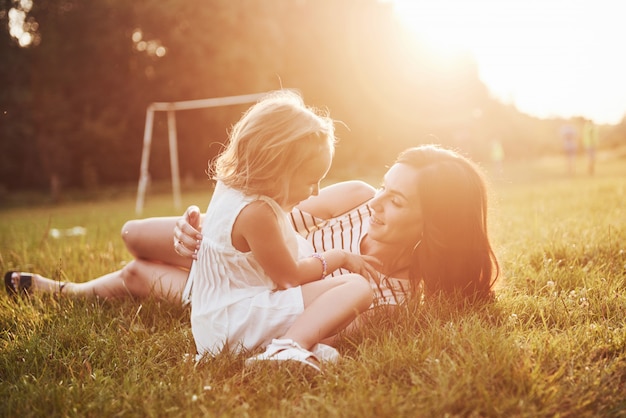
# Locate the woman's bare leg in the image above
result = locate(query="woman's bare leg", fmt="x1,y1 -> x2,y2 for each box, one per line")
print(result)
27,260 -> 188,302
122,217 -> 194,269
9,215 -> 195,301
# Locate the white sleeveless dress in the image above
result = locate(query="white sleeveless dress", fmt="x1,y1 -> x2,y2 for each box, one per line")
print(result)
188,182 -> 305,357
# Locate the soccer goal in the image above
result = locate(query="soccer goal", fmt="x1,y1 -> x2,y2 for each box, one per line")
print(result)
135,92 -> 268,215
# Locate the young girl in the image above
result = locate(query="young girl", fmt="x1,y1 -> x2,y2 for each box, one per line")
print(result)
187,90 -> 376,370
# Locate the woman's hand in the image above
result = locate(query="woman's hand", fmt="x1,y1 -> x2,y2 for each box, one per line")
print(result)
174,205 -> 202,260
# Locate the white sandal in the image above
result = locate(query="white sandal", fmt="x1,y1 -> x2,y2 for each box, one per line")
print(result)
311,343 -> 339,363
245,339 -> 322,372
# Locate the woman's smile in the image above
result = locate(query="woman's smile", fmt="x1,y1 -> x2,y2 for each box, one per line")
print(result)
369,214 -> 384,226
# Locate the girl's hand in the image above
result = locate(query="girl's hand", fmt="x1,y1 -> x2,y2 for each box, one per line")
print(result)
339,251 -> 383,284
174,205 -> 202,259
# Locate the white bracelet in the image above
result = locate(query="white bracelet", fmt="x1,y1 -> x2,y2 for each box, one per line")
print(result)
310,253 -> 328,280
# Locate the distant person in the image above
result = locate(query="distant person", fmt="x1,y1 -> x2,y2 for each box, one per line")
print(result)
582,120 -> 599,175
560,123 -> 578,175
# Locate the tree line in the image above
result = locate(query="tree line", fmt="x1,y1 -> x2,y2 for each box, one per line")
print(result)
1,0 -> 624,195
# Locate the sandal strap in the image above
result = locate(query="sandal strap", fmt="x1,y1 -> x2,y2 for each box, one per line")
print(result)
267,339 -> 309,354
311,343 -> 340,363
246,339 -> 321,371
4,271 -> 33,297
271,346 -> 320,371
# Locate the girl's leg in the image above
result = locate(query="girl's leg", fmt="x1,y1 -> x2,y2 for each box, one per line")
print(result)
280,274 -> 373,350
28,260 -> 188,302
122,217 -> 193,269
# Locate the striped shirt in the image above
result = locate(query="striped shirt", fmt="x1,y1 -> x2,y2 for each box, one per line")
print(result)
289,202 -> 411,307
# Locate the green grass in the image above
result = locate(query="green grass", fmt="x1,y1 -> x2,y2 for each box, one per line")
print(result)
1,154 -> 625,417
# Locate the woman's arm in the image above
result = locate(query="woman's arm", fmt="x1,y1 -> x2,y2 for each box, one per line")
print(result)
295,180 -> 376,219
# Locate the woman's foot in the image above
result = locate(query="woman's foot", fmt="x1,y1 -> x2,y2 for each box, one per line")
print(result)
4,271 -> 33,297
4,271 -> 66,297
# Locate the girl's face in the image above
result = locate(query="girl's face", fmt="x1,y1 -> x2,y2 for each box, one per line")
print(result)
281,145 -> 332,211
368,163 -> 423,248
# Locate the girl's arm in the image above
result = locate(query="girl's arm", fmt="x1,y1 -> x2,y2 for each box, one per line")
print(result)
295,180 -> 376,220
235,201 -> 380,289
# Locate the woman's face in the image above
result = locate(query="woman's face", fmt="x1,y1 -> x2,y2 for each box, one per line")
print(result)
368,163 -> 423,248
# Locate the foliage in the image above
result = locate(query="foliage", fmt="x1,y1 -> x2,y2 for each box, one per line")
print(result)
0,156 -> 625,417
5,0 -> 622,197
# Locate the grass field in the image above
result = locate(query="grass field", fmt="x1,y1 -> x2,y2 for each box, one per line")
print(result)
1,154 -> 625,417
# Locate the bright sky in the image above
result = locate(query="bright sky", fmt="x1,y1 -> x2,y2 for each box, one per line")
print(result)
392,0 -> 626,125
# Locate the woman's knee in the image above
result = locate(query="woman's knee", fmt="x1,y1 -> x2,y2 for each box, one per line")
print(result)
118,260 -> 148,296
121,219 -> 135,244
121,219 -> 143,256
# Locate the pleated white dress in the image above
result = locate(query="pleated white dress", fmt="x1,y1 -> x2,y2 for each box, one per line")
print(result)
188,181 -> 305,357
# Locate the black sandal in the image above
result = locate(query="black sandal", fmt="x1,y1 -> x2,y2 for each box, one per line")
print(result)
4,271 -> 33,297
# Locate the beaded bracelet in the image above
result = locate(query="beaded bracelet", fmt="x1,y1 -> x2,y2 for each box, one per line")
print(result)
310,253 -> 328,280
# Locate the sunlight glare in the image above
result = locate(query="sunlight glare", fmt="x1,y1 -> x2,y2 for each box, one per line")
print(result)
391,0 -> 626,124
392,0 -> 483,54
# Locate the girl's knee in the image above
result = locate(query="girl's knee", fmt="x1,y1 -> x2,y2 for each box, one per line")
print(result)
344,274 -> 374,306
347,273 -> 370,287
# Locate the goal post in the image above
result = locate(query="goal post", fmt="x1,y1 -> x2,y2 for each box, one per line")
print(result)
135,92 -> 268,215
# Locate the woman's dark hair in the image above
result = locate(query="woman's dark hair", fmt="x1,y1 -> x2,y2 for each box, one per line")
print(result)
398,145 -> 499,301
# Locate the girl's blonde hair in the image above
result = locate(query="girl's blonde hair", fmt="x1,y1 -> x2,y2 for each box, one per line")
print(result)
212,90 -> 336,204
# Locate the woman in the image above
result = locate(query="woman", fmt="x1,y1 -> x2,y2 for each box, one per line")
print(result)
6,145 -> 499,306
